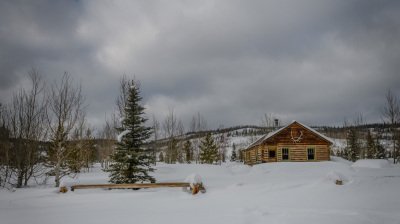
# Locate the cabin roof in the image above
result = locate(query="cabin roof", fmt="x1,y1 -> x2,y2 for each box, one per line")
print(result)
245,120 -> 333,150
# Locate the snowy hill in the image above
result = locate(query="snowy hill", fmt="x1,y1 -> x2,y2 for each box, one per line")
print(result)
155,126 -> 266,159
1,158 -> 400,224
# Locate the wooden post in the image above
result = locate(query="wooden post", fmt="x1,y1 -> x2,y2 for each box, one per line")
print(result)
59,186 -> 68,193
191,184 -> 199,195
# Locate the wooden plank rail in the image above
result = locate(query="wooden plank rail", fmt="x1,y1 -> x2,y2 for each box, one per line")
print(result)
61,182 -> 206,195
71,182 -> 190,190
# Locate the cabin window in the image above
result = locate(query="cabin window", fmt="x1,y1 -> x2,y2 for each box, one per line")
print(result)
269,150 -> 276,158
282,148 -> 289,160
307,148 -> 315,160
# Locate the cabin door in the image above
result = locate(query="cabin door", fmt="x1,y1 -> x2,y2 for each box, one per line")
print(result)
268,147 -> 277,162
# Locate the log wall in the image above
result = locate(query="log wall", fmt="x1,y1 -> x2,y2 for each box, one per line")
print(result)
244,144 -> 330,165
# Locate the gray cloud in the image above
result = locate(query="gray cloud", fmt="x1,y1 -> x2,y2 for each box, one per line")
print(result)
1,0 -> 400,130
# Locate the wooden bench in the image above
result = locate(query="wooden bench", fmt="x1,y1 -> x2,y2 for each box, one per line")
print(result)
60,182 -> 206,195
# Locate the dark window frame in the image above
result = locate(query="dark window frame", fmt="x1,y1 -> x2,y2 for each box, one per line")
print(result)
282,148 -> 289,160
307,148 -> 315,160
269,150 -> 276,158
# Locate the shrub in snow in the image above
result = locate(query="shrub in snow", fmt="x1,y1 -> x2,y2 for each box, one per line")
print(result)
325,171 -> 349,185
230,143 -> 237,162
351,159 -> 392,169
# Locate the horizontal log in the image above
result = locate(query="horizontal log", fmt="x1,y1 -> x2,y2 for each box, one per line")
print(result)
66,182 -> 206,195
71,182 -> 191,190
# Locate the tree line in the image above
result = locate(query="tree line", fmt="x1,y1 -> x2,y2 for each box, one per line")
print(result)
0,70 -> 96,188
1,70 -> 399,188
0,72 -> 241,188
334,90 -> 400,163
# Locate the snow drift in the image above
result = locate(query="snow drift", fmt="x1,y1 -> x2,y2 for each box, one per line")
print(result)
351,159 -> 392,169
2,161 -> 400,224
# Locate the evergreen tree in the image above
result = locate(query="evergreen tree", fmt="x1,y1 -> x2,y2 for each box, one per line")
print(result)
230,143 -> 237,161
165,138 -> 178,164
183,140 -> 193,163
106,80 -> 155,184
158,152 -> 164,162
336,150 -> 342,158
342,148 -> 349,160
177,140 -> 185,164
238,149 -> 243,162
365,130 -> 375,159
374,139 -> 385,159
346,128 -> 360,162
199,133 -> 219,164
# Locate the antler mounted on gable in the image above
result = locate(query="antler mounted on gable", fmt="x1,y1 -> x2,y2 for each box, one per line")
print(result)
290,129 -> 303,143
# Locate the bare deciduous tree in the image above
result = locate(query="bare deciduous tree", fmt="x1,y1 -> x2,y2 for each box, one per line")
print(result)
46,72 -> 85,187
0,103 -> 13,188
261,113 -> 280,130
3,69 -> 48,188
189,112 -> 207,163
163,108 -> 177,139
152,114 -> 160,141
98,115 -> 117,169
151,114 -> 160,164
382,90 -> 400,164
261,113 -> 274,128
163,109 -> 178,163
218,133 -> 228,164
115,75 -> 130,128
176,119 -> 185,163
68,113 -> 96,173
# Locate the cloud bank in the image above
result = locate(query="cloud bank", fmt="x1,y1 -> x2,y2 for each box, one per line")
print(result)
1,0 -> 399,129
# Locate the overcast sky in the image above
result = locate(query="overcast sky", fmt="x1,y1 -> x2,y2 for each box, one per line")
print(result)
1,0 -> 400,130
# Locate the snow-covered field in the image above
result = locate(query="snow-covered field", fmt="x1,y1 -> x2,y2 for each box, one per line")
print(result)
1,158 -> 400,224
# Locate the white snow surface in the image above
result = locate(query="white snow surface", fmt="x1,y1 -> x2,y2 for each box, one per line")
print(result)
1,158 -> 400,224
352,159 -> 392,169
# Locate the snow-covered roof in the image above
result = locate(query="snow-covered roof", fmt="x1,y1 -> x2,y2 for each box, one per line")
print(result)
295,121 -> 334,144
245,120 -> 333,150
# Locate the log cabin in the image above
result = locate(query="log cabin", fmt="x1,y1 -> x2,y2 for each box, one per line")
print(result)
242,120 -> 333,165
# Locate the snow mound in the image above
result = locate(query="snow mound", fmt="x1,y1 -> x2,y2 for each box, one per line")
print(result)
59,179 -> 79,188
184,173 -> 202,188
330,156 -> 353,165
229,164 -> 252,174
351,159 -> 392,169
